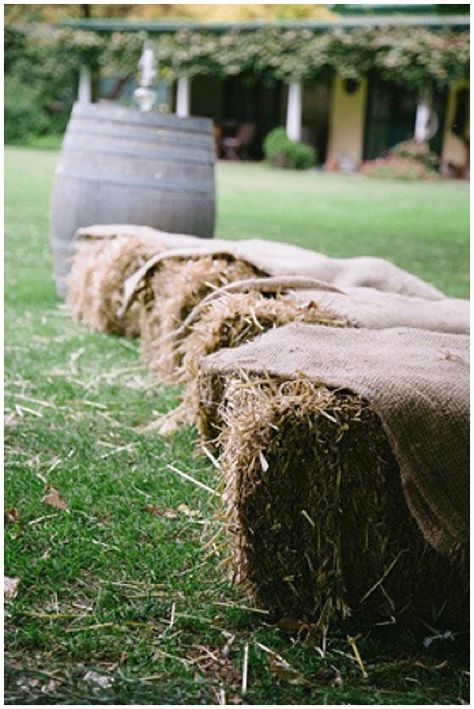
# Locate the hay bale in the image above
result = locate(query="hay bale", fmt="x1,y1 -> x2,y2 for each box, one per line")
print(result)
177,279 -> 468,432
173,290 -> 346,430
143,275 -> 467,436
191,281 -> 469,443
67,234 -> 164,337
139,255 -> 259,379
214,376 -> 468,627
197,324 -> 469,627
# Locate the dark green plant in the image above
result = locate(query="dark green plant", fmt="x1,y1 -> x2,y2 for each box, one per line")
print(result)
4,30 -> 79,143
4,75 -> 51,143
263,127 -> 317,169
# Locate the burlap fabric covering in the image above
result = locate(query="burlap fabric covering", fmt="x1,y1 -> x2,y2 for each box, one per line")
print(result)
200,324 -> 469,559
181,275 -> 469,337
74,224 -> 203,249
121,233 -> 444,315
145,278 -> 467,434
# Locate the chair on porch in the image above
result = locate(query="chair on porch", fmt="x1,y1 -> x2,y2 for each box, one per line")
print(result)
221,122 -> 256,160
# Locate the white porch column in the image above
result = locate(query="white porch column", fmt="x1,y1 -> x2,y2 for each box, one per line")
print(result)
414,96 -> 430,142
414,88 -> 438,142
78,66 -> 92,104
176,75 -> 191,118
286,81 -> 302,142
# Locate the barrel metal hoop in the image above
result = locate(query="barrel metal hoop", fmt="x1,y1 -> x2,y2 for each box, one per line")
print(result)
55,168 -> 214,195
62,143 -> 214,167
72,104 -> 213,135
66,126 -> 214,151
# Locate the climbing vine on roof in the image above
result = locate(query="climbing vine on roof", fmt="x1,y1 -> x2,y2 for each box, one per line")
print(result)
155,26 -> 469,88
6,23 -> 470,89
5,23 -> 468,143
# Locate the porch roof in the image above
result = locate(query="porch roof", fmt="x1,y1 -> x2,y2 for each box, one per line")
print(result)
60,14 -> 469,34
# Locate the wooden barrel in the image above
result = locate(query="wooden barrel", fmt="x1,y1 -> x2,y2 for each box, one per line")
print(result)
50,102 -> 216,295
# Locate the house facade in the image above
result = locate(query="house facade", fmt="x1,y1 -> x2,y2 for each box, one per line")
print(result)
69,11 -> 469,173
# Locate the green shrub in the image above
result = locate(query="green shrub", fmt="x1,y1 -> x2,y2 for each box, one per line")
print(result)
4,28 -> 81,144
263,127 -> 317,170
5,75 -> 55,144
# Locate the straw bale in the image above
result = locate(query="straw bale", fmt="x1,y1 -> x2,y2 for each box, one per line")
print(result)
170,290 -> 346,430
188,279 -> 468,442
67,234 -> 164,337
209,373 -> 468,628
181,276 -> 469,337
196,324 -> 469,625
199,323 -> 469,552
139,255 -> 260,379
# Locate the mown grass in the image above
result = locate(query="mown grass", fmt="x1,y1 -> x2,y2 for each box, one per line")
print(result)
4,146 -> 469,705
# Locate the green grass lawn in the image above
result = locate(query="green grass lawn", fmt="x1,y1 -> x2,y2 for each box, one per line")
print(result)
4,146 -> 469,705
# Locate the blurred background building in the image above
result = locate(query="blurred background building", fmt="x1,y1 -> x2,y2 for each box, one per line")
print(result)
5,4 -> 470,175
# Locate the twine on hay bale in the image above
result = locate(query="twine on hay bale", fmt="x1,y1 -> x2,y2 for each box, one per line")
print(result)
197,324 -> 469,627
67,234 -> 164,337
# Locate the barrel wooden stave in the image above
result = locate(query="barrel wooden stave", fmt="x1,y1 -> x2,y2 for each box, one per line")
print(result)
51,102 -> 216,295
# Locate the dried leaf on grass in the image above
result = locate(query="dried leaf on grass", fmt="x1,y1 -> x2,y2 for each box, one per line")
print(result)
42,678 -> 63,694
257,642 -> 309,686
144,505 -> 178,519
268,655 -> 309,686
276,617 -> 308,631
188,642 -> 243,699
177,503 -> 199,517
4,576 -> 20,599
143,504 -> 162,517
41,488 -> 68,511
163,509 -> 179,520
4,412 -> 18,428
5,508 -> 20,523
